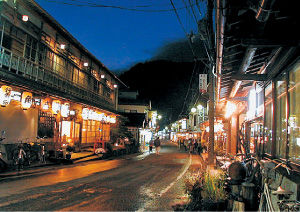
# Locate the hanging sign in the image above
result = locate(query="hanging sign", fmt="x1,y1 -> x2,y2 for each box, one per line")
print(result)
21,92 -> 32,109
199,74 -> 207,93
0,85 -> 12,107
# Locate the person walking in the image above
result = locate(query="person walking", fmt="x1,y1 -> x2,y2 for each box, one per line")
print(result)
154,137 -> 161,155
149,139 -> 154,153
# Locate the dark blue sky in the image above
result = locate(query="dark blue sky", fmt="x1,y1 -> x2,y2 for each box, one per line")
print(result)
35,0 -> 203,72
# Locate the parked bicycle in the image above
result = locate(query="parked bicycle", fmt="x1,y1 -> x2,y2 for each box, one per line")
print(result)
12,139 -> 38,167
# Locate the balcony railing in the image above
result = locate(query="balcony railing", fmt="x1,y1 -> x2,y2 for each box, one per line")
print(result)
0,47 -> 115,111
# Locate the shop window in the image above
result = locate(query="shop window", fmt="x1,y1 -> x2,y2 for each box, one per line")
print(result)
288,62 -> 300,164
276,74 -> 287,159
264,83 -> 273,155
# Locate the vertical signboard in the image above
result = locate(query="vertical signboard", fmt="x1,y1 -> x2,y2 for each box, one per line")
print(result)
199,74 -> 207,93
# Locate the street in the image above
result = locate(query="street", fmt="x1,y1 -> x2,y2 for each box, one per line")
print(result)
0,140 -> 202,211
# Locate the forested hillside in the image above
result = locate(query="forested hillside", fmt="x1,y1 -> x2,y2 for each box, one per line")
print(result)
119,60 -> 206,124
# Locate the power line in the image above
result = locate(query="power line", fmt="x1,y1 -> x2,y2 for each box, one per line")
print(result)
40,0 -> 196,12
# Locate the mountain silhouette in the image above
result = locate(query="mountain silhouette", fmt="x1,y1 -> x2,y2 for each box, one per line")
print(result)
119,60 -> 206,125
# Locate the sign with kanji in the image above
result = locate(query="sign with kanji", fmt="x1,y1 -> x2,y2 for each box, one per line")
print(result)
199,74 -> 207,93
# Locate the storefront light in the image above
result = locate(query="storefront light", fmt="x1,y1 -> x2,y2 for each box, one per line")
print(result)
60,44 -> 66,49
101,74 -> 105,79
21,92 -> 32,110
225,101 -> 237,118
82,108 -> 89,120
61,103 -> 70,117
110,117 -> 116,124
0,85 -> 12,107
101,113 -> 106,122
84,62 -> 89,67
52,100 -> 61,114
88,110 -> 94,120
191,107 -> 197,113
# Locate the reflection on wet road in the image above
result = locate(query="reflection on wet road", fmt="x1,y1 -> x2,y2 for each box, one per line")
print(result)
0,140 -> 196,211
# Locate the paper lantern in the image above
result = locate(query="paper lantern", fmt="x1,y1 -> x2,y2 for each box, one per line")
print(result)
52,100 -> 61,114
0,86 -> 12,107
21,92 -> 32,110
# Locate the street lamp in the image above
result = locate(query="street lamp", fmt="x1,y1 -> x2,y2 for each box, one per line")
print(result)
191,107 -> 197,113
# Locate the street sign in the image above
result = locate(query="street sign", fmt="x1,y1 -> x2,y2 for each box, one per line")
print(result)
199,74 -> 207,93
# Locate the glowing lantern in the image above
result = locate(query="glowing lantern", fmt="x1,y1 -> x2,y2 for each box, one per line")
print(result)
52,100 -> 61,114
0,86 -> 12,107
22,15 -> 29,22
21,92 -> 32,110
41,98 -> 51,111
61,103 -> 70,117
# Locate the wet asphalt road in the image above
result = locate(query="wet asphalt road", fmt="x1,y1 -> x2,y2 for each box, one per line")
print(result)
0,140 -> 201,211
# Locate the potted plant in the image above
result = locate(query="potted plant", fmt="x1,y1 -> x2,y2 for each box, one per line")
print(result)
184,170 -> 227,211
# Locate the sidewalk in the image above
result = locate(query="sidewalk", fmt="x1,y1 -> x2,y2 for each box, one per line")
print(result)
0,150 -> 96,179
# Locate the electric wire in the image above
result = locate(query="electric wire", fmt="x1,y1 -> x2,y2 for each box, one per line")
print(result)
40,0 -> 196,12
169,0 -> 197,59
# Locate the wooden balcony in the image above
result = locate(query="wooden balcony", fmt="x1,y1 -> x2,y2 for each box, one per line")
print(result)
0,47 -> 116,112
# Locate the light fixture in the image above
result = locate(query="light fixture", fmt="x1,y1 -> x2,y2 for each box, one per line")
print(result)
84,62 -> 89,67
191,107 -> 197,113
22,15 -> 29,22
101,74 -> 105,79
52,100 -> 61,114
60,44 -> 66,49
113,84 -> 118,88
0,85 -> 12,107
272,186 -> 294,200
197,105 -> 203,110
21,92 -> 33,110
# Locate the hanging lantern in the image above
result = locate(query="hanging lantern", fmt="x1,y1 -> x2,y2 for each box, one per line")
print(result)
41,98 -> 51,111
21,92 -> 32,110
61,103 -> 70,117
82,108 -> 89,120
52,100 -> 61,114
22,15 -> 29,22
0,86 -> 12,107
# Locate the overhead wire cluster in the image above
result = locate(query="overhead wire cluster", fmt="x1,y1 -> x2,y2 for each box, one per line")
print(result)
170,0 -> 212,119
40,0 -> 196,12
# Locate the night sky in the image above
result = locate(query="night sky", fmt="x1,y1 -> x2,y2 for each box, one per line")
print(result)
35,0 -> 204,72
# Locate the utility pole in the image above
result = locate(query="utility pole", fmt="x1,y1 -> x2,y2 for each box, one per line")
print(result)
207,0 -> 215,165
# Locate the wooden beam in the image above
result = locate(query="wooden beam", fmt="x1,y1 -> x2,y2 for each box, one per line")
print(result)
231,74 -> 267,81
241,38 -> 298,48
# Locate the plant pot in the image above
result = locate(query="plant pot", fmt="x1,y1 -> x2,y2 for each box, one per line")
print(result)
201,200 -> 227,211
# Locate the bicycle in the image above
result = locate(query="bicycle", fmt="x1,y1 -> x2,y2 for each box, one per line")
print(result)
12,139 -> 38,167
